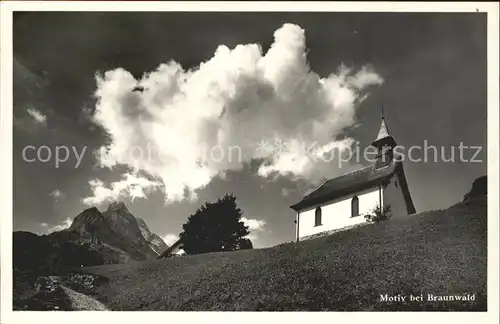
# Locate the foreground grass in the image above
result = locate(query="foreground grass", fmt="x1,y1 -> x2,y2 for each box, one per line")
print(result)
81,197 -> 487,311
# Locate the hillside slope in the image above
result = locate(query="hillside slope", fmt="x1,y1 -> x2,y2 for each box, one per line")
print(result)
80,196 -> 487,311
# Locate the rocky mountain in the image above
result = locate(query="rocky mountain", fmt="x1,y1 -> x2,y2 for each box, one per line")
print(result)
13,202 -> 169,305
68,202 -> 161,260
14,202 -> 168,271
135,217 -> 168,255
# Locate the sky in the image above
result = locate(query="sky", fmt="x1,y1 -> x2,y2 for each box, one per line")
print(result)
12,12 -> 487,248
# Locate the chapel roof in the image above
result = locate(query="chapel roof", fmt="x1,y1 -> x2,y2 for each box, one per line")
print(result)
290,160 -> 399,211
290,114 -> 416,213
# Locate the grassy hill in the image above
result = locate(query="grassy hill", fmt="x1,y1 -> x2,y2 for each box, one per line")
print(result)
78,196 -> 487,311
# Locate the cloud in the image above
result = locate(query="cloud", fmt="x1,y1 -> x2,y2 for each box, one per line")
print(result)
281,188 -> 291,197
162,233 -> 179,246
88,23 -> 383,204
13,57 -> 50,95
14,106 -> 48,133
13,58 -> 50,132
49,189 -> 65,201
241,217 -> 266,231
26,107 -> 47,125
241,217 -> 267,242
82,173 -> 161,206
41,218 -> 73,234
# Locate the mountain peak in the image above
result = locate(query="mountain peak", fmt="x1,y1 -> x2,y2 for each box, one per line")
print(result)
83,207 -> 101,213
107,201 -> 128,212
69,207 -> 105,232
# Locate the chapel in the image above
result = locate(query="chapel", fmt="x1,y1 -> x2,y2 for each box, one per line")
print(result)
290,116 -> 416,241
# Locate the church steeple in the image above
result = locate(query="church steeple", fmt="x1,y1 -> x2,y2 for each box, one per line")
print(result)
371,116 -> 397,148
371,113 -> 397,169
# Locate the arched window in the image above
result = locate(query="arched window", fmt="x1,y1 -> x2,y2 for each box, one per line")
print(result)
351,196 -> 359,217
315,207 -> 322,226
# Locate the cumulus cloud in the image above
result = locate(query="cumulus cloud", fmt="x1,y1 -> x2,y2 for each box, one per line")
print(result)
241,217 -> 267,242
162,233 -> 180,246
26,107 -> 47,125
82,173 -> 161,206
87,23 -> 383,204
41,218 -> 73,233
241,217 -> 266,231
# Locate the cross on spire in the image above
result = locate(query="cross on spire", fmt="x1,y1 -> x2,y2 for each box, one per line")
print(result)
380,84 -> 386,119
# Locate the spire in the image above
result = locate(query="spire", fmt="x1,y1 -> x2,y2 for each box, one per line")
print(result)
372,113 -> 397,169
375,116 -> 391,142
371,113 -> 396,148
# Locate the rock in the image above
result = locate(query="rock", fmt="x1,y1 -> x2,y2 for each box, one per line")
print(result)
34,276 -> 57,293
463,175 -> 487,202
63,272 -> 103,293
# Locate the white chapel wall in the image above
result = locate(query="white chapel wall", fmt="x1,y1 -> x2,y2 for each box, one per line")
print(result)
383,174 -> 408,217
298,186 -> 381,240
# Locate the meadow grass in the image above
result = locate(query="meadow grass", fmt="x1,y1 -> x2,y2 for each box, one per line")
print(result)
80,197 -> 487,311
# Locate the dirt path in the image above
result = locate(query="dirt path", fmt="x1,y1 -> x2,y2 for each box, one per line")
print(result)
15,275 -> 110,311
60,285 -> 109,310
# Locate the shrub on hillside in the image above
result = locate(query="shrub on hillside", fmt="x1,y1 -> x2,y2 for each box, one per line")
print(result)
364,205 -> 392,223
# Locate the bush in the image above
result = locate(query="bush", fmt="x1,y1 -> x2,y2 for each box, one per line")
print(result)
364,205 -> 392,223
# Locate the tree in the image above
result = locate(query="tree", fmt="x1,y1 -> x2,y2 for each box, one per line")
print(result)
180,193 -> 252,255
238,238 -> 253,250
